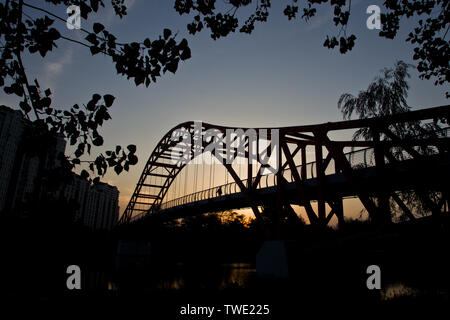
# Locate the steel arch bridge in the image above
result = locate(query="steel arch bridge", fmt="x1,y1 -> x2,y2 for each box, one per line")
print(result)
119,105 -> 450,232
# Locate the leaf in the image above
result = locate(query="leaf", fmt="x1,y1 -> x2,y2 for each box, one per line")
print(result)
48,28 -> 61,41
128,154 -> 138,165
93,23 -> 105,34
40,97 -> 51,109
127,144 -> 137,153
114,164 -> 123,175
103,94 -> 115,107
152,39 -> 165,52
44,88 -> 52,97
166,59 -> 179,74
92,93 -> 101,103
92,136 -> 104,146
80,169 -> 89,180
90,46 -> 101,55
163,28 -> 172,40
116,145 -> 121,153
178,38 -> 188,49
87,101 -> 96,111
91,0 -> 99,11
85,33 -> 98,44
180,47 -> 191,60
107,158 -> 117,166
143,38 -> 151,48
19,101 -> 31,113
72,158 -> 81,165
134,74 -> 145,86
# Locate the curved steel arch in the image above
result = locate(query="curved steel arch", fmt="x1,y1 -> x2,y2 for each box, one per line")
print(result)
119,121 -> 277,224
119,121 -> 193,224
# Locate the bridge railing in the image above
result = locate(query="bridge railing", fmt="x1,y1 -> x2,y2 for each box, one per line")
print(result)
158,146 -> 375,211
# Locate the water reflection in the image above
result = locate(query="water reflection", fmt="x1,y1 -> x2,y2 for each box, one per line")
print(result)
83,263 -> 429,302
221,263 -> 255,288
83,270 -> 109,291
107,281 -> 119,292
156,262 -> 256,290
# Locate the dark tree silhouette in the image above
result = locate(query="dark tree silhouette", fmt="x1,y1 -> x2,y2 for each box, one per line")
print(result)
338,60 -> 448,220
338,60 -> 443,146
0,0 -> 192,181
174,0 -> 449,95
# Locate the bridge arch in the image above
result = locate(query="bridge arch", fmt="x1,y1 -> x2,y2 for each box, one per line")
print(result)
119,121 -> 280,224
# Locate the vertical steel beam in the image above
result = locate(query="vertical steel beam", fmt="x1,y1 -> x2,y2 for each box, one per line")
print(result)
335,198 -> 344,229
321,135 -> 380,221
374,129 -> 391,224
248,155 -> 253,189
275,137 -> 283,239
281,142 -> 319,224
314,130 -> 326,225
301,146 -> 307,180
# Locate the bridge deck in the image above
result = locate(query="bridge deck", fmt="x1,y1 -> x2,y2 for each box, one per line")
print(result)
134,153 -> 450,222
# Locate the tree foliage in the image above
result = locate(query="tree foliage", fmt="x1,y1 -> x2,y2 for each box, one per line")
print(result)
174,0 -> 449,94
337,60 -> 448,220
1,0 -> 447,181
338,60 -> 445,141
0,0 -> 191,182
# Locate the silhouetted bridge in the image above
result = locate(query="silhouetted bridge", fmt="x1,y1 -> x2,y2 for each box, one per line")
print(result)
119,105 -> 450,232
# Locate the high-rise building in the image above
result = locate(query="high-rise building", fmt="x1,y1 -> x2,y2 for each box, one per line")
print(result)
9,130 -> 66,210
63,173 -> 90,222
65,175 -> 120,230
0,105 -> 26,212
84,182 -> 119,230
1,105 -> 68,212
0,105 -> 120,229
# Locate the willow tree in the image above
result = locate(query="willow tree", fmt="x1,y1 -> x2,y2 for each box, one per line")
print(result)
338,61 -> 447,221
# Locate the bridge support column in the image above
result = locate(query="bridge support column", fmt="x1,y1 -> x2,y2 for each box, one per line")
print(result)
275,142 -> 283,239
374,129 -> 392,225
115,240 -> 152,272
335,197 -> 345,229
256,240 -> 289,279
314,133 -> 326,225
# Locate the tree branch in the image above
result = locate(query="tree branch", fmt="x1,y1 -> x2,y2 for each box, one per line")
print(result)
15,0 -> 40,120
22,1 -> 129,46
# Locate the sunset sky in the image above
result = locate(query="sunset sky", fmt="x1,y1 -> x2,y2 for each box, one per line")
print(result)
1,0 -> 448,219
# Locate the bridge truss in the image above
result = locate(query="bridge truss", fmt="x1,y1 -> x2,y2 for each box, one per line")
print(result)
119,105 -> 450,235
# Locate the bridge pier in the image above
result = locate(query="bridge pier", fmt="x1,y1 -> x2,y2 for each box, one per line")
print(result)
373,129 -> 392,225
115,240 -> 152,272
334,197 -> 345,229
256,240 -> 289,279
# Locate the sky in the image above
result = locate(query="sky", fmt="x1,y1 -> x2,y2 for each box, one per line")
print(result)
1,0 -> 448,219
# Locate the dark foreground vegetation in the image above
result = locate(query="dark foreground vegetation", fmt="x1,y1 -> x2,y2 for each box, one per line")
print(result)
0,207 -> 449,317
